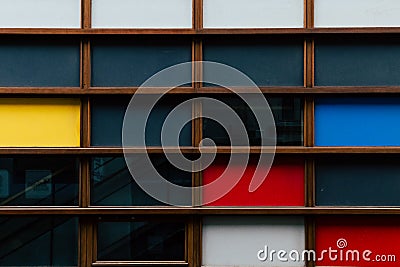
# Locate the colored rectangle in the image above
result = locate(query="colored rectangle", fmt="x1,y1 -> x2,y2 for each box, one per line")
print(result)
91,156 -> 191,206
91,96 -> 191,146
203,157 -> 304,206
315,41 -> 400,86
203,0 -> 303,28
0,157 -> 78,206
316,217 -> 400,267
315,0 -> 400,27
97,221 -> 185,261
316,158 -> 400,206
203,40 -> 304,86
0,41 -> 80,87
91,41 -> 192,87
202,216 -> 305,266
0,217 -> 78,266
0,98 -> 80,147
315,98 -> 400,146
92,0 -> 192,28
0,0 -> 80,28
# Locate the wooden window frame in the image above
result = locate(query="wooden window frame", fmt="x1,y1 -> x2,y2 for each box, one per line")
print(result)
2,1 -> 400,267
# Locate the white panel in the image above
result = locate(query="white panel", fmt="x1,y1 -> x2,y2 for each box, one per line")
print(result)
92,0 -> 192,28
0,0 -> 80,28
203,0 -> 303,28
202,216 -> 305,267
315,0 -> 400,27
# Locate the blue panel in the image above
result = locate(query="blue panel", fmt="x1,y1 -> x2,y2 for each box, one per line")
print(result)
315,41 -> 400,86
0,41 -> 80,87
315,98 -> 400,146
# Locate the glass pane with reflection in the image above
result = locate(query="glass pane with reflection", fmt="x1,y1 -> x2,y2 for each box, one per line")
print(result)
0,157 -> 78,206
97,220 -> 185,261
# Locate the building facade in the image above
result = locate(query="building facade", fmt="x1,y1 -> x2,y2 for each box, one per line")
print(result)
0,0 -> 400,267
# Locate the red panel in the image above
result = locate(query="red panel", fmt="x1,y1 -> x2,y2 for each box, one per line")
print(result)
202,157 -> 304,206
316,217 -> 400,267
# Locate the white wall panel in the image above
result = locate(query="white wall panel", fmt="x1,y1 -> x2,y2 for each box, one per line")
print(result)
0,0 -> 80,28
202,216 -> 305,267
315,0 -> 400,27
92,0 -> 192,28
203,0 -> 304,28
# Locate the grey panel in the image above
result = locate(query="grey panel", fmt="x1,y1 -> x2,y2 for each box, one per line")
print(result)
316,158 -> 400,206
0,41 -> 80,86
315,40 -> 400,86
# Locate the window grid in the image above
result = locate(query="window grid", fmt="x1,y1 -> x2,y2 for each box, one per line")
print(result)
0,1 -> 399,267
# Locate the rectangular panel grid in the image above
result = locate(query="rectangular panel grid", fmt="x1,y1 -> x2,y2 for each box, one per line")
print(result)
0,1 -> 399,267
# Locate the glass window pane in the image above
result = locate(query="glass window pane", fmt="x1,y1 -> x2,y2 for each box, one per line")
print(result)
316,158 -> 400,206
92,0 -> 192,28
315,98 -> 400,146
0,98 -> 80,147
91,156 -> 192,206
203,0 -> 303,28
91,40 -> 192,87
203,157 -> 304,206
203,216 -> 305,267
0,217 -> 78,266
91,96 -> 192,146
0,0 -> 80,28
315,40 -> 400,86
203,96 -> 303,146
97,220 -> 185,261
315,0 -> 400,27
0,40 -> 80,87
316,217 -> 400,267
203,39 -> 304,86
0,157 -> 78,206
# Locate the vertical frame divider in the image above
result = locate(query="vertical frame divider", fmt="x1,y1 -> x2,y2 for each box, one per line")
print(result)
80,1 -> 93,267
304,0 -> 316,267
191,2 -> 203,267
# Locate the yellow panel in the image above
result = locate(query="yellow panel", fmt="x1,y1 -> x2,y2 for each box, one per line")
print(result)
0,98 -> 80,147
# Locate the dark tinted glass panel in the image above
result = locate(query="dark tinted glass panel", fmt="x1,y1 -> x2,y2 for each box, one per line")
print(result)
91,156 -> 192,206
91,96 -> 192,146
91,40 -> 192,86
315,97 -> 400,146
0,41 -> 80,87
0,217 -> 78,266
316,158 -> 400,206
203,39 -> 304,86
315,40 -> 400,86
203,95 -> 303,146
97,221 -> 185,261
0,157 -> 78,206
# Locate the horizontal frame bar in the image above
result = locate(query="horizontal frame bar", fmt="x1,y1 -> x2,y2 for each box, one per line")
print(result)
2,147 -> 400,155
92,261 -> 188,267
2,207 -> 400,215
3,28 -> 400,35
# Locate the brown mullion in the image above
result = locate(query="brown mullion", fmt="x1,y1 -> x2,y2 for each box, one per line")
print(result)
79,217 -> 88,267
80,1 -> 92,267
304,0 -> 315,267
191,2 -> 203,267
